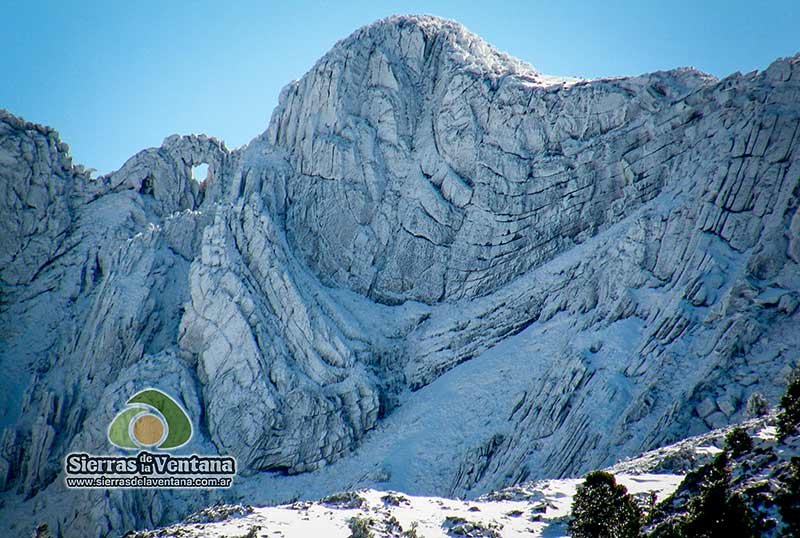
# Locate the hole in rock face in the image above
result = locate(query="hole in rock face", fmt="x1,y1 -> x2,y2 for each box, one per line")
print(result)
191,163 -> 209,183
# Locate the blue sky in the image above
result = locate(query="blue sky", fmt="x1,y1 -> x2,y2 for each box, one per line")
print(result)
2,1 -> 798,174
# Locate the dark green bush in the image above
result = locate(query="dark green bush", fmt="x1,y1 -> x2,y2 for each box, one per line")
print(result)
321,491 -> 366,509
776,457 -> 800,537
725,427 -> 753,457
681,453 -> 757,538
568,471 -> 642,538
348,516 -> 374,538
777,369 -> 800,439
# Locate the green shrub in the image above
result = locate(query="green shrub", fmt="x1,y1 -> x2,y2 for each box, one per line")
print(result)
380,492 -> 409,506
568,471 -> 642,538
725,427 -> 753,457
322,491 -> 366,509
241,527 -> 259,538
402,521 -> 421,538
745,393 -> 769,418
348,516 -> 374,538
776,457 -> 800,537
681,453 -> 756,538
777,369 -> 800,439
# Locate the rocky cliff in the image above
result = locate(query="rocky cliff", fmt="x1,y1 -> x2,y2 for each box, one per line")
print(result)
1,14 -> 799,537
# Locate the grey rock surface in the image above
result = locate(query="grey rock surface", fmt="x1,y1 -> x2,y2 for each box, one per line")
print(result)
0,14 -> 799,537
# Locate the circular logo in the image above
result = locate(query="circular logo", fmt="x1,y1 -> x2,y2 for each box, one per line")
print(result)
108,388 -> 192,450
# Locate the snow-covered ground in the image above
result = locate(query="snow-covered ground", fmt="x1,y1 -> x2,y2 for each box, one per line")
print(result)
134,417 -> 800,537
134,474 -> 684,538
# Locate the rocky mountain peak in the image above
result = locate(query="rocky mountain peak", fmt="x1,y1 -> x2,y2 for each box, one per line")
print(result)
332,14 -> 539,78
263,13 -> 716,306
1,16 -> 799,538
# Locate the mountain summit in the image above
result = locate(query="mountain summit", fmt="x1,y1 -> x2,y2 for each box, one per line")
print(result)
1,16 -> 799,537
266,14 -> 714,306
322,15 -> 540,75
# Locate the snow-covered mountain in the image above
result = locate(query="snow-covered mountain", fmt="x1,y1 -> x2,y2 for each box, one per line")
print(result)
1,14 -> 799,536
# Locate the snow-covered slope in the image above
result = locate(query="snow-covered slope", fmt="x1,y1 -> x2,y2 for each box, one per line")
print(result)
125,417 -> 799,537
1,14 -> 800,537
123,476 -> 684,538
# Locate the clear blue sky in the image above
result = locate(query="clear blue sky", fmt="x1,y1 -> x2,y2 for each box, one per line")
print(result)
2,1 -> 798,174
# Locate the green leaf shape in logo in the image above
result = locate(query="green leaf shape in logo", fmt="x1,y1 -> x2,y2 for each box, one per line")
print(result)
108,406 -> 147,449
127,389 -> 193,449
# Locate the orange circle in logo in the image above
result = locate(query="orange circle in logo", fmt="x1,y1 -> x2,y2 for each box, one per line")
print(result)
132,414 -> 164,446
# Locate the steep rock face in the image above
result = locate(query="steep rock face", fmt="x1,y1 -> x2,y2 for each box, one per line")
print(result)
430,64 -> 800,493
179,197 -> 382,472
0,118 -> 228,526
0,14 -> 799,538
267,16 -> 714,305
0,111 -> 76,287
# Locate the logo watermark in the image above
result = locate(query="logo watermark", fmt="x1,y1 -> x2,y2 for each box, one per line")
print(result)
65,388 -> 235,489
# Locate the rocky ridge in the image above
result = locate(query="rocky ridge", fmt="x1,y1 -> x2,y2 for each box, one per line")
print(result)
1,14 -> 799,537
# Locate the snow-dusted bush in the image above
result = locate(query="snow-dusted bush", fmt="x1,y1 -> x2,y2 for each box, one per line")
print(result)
745,393 -> 769,418
568,471 -> 642,538
681,453 -> 756,538
347,516 -> 374,538
725,427 -> 753,457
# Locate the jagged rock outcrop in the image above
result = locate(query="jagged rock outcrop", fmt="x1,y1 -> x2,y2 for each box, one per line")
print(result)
179,197 -> 382,472
267,16 -> 713,305
0,111 -> 77,287
0,14 -> 799,537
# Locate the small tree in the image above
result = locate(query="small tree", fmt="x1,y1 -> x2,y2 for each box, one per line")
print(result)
348,516 -> 374,538
745,393 -> 769,418
776,457 -> 800,537
725,427 -> 753,457
682,453 -> 756,538
777,369 -> 800,439
402,521 -> 421,538
568,471 -> 642,538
